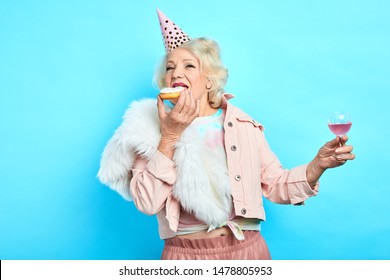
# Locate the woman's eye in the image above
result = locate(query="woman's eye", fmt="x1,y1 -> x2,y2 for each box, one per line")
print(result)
166,66 -> 174,71
186,64 -> 195,68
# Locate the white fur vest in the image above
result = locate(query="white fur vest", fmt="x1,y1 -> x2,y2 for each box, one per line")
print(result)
97,99 -> 232,227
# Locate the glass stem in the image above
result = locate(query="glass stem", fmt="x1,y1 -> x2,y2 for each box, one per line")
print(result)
338,136 -> 343,147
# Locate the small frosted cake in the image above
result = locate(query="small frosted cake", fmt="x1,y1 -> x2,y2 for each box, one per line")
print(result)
159,87 -> 185,100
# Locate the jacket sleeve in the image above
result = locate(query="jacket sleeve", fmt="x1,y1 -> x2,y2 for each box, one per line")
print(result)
259,132 -> 319,205
130,150 -> 176,215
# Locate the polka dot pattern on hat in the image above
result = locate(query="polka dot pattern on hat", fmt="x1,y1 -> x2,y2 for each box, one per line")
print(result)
157,9 -> 191,53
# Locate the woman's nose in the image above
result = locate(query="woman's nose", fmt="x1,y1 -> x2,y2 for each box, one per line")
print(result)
172,67 -> 184,79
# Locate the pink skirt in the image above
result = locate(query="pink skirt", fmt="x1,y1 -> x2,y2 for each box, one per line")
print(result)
161,230 -> 271,260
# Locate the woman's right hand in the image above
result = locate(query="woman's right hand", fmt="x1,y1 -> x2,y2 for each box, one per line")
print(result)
157,89 -> 200,159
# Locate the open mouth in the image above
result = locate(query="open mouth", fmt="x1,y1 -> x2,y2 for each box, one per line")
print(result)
172,82 -> 188,89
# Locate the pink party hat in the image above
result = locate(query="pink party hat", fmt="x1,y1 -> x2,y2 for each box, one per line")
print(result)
157,9 -> 191,52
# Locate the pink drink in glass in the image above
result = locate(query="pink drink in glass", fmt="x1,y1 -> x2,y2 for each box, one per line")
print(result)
328,122 -> 352,136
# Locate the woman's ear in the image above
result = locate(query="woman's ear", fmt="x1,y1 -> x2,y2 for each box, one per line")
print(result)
206,79 -> 212,90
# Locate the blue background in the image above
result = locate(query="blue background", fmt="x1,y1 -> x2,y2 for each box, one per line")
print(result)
1,0 -> 389,260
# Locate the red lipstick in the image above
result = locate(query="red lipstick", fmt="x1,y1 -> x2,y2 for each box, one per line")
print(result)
172,82 -> 188,88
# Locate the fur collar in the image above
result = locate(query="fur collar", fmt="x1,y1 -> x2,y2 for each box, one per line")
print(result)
98,99 -> 232,227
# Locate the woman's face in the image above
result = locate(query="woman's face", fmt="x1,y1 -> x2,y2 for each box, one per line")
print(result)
164,48 -> 211,106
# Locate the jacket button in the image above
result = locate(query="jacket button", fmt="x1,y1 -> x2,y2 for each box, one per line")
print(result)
241,208 -> 247,215
235,175 -> 241,181
231,145 -> 237,151
227,121 -> 233,127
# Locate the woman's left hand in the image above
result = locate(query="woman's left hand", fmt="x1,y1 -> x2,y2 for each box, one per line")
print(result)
315,135 -> 355,169
306,135 -> 355,187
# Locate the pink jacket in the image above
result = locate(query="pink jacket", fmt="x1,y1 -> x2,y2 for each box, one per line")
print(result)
130,94 -> 319,239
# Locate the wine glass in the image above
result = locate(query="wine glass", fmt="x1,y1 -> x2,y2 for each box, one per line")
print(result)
328,111 -> 352,146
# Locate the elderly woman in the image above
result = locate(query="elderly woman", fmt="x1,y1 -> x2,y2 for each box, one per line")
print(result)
97,10 -> 355,260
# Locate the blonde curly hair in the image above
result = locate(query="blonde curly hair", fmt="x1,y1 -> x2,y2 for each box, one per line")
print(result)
154,37 -> 228,108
